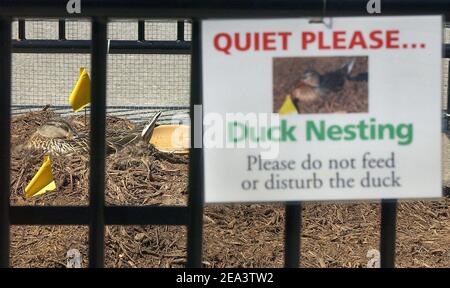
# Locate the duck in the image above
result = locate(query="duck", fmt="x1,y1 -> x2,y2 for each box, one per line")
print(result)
291,59 -> 356,105
25,111 -> 162,156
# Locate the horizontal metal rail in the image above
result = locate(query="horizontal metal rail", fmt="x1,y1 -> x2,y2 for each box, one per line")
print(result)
1,0 -> 450,19
10,206 -> 189,225
10,104 -> 189,110
12,40 -> 191,54
10,37 -> 450,57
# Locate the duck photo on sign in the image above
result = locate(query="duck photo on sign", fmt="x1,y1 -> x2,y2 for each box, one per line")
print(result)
273,56 -> 368,114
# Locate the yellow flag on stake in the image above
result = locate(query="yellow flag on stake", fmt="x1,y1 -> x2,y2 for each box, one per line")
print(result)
69,67 -> 91,112
25,155 -> 56,198
278,94 -> 298,115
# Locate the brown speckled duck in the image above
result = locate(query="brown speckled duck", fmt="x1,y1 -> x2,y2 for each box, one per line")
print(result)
25,111 -> 161,156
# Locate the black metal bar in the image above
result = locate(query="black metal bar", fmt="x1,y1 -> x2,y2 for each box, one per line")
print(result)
138,20 -> 145,41
89,16 -> 107,268
447,56 -> 450,123
58,19 -> 66,40
284,203 -> 301,268
380,199 -> 397,268
106,206 -> 189,225
187,19 -> 204,268
18,19 -> 25,40
11,207 -> 89,225
11,40 -> 450,57
0,16 -> 11,268
12,39 -> 191,54
10,206 -> 189,225
177,20 -> 185,41
1,0 -> 450,19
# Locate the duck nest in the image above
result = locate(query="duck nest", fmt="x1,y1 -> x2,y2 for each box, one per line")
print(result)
9,110 -> 450,268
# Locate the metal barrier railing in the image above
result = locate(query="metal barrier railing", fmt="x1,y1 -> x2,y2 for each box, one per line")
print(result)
12,19 -> 191,54
0,16 -> 203,268
0,0 -> 449,269
0,16 -> 12,270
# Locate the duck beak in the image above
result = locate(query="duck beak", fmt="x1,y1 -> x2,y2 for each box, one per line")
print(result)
25,155 -> 57,198
141,111 -> 162,143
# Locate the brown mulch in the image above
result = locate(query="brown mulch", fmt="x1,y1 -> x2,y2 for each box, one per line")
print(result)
9,110 -> 450,268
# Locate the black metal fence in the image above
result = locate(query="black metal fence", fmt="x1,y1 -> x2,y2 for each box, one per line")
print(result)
12,20 -> 191,54
0,0 -> 449,268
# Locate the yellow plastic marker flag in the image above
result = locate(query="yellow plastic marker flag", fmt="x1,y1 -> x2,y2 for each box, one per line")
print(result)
69,67 -> 91,112
278,94 -> 298,115
25,155 -> 56,198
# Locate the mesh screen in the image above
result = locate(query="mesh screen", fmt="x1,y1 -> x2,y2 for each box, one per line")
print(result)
11,20 -> 18,40
25,19 -> 60,40
145,20 -> 177,40
66,19 -> 91,40
444,27 -> 450,110
184,22 -> 192,41
11,19 -> 190,123
11,19 -> 448,121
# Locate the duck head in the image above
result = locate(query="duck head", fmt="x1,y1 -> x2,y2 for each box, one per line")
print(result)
36,120 -> 78,139
301,70 -> 321,88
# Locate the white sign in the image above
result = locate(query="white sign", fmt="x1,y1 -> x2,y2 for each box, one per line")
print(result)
202,16 -> 442,203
